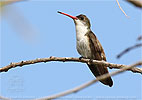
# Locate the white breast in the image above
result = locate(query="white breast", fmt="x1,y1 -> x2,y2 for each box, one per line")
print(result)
75,20 -> 92,58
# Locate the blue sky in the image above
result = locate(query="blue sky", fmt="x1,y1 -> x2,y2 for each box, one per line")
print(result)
0,0 -> 142,99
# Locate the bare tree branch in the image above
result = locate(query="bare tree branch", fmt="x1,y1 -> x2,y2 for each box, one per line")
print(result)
0,57 -> 142,74
126,0 -> 142,8
117,43 -> 142,59
35,61 -> 142,100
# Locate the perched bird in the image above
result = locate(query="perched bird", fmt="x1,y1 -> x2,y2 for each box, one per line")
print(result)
58,11 -> 113,87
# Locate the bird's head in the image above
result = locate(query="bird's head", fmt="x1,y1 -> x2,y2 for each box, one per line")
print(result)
58,11 -> 91,29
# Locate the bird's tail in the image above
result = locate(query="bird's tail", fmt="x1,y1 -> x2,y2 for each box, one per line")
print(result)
87,64 -> 113,87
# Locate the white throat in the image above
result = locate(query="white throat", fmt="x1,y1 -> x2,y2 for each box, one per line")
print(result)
75,20 -> 89,41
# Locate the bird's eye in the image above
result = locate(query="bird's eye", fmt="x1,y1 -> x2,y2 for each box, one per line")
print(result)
80,16 -> 84,20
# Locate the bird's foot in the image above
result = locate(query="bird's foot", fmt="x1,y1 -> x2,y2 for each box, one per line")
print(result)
79,56 -> 86,60
88,59 -> 94,65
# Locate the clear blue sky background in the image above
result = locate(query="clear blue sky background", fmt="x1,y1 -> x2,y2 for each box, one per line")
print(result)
0,0 -> 142,99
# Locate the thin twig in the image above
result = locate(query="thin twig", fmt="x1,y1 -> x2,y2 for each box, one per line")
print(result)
35,61 -> 142,100
117,43 -> 142,59
0,57 -> 142,74
116,0 -> 129,17
126,0 -> 142,8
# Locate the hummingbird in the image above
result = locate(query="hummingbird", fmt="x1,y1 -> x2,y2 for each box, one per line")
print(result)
58,11 -> 113,87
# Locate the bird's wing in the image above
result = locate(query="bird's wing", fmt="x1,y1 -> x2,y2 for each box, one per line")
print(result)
85,31 -> 106,61
85,31 -> 113,87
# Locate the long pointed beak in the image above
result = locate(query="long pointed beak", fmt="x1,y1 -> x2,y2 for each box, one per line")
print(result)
58,11 -> 78,20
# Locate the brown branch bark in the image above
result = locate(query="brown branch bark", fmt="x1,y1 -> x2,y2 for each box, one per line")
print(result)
35,61 -> 142,100
0,57 -> 142,74
126,0 -> 142,8
117,43 -> 142,59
